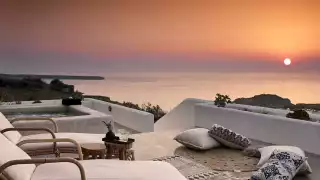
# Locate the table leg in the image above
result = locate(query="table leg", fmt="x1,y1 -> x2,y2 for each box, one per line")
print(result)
83,154 -> 89,160
126,150 -> 135,161
82,149 -> 89,160
119,149 -> 125,160
106,145 -> 113,159
100,151 -> 105,159
92,154 -> 97,159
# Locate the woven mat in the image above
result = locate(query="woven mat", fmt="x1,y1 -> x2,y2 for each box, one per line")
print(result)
174,147 -> 259,172
153,155 -> 218,180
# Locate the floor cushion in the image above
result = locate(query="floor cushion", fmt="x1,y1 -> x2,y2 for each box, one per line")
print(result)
208,124 -> 251,150
251,150 -> 306,180
174,128 -> 220,150
258,146 -> 312,175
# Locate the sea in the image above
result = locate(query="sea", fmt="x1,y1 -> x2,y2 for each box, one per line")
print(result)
64,72 -> 320,111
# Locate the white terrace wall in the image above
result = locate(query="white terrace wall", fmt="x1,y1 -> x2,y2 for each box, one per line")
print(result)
195,104 -> 320,155
155,98 -> 213,131
83,98 -> 154,133
226,103 -> 320,122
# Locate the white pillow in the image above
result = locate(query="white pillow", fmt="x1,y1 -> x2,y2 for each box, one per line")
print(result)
174,128 -> 220,150
258,146 -> 312,174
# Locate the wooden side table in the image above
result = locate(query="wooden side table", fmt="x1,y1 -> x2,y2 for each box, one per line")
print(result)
81,143 -> 107,160
104,139 -> 135,160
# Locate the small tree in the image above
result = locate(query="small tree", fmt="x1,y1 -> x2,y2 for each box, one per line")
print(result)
71,91 -> 84,100
50,79 -> 64,86
142,102 -> 166,122
214,93 -> 231,107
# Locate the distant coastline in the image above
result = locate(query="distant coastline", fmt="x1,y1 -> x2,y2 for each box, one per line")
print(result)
0,74 -> 105,80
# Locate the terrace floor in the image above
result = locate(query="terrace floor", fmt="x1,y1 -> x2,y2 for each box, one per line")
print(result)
131,131 -> 320,180
32,130 -> 319,180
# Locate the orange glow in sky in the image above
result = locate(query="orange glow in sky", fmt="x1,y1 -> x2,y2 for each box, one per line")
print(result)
0,0 -> 319,62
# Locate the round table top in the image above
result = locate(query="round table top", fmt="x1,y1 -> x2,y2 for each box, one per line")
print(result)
81,143 -> 106,151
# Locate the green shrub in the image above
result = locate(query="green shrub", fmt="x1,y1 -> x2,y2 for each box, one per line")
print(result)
286,109 -> 311,121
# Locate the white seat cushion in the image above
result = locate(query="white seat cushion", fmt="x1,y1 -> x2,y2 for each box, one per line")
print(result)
0,112 -> 22,144
0,133 -> 35,180
19,133 -> 105,151
32,159 -> 187,180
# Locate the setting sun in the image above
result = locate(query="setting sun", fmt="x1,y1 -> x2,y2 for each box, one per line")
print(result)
284,58 -> 291,66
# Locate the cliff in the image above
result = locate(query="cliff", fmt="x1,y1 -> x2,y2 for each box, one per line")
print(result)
0,76 -> 75,101
233,94 -> 293,108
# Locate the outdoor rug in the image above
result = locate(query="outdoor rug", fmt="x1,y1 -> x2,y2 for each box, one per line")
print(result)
153,155 -> 218,180
174,146 -> 259,172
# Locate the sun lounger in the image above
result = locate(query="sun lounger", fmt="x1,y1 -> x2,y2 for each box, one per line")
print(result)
0,112 -> 105,157
0,133 -> 187,180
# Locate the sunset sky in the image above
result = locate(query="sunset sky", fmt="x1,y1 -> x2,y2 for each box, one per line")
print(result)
0,0 -> 319,74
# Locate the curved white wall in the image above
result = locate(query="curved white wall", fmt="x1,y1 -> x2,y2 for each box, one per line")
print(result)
155,98 -> 212,131
84,98 -> 154,133
195,104 -> 320,155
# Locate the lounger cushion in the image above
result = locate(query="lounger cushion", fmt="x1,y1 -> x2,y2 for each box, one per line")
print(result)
258,146 -> 312,175
32,159 -> 187,180
19,133 -> 105,152
0,134 -> 36,180
208,124 -> 251,150
0,112 -> 22,144
174,128 -> 220,150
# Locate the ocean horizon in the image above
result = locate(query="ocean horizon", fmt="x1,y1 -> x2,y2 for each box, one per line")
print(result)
64,71 -> 320,111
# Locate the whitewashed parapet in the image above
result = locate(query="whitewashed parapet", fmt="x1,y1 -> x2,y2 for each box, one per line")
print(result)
155,98 -> 213,131
226,103 -> 320,122
194,103 -> 320,155
83,98 -> 154,133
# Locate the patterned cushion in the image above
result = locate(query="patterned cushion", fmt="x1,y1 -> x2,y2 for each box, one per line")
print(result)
258,146 -> 312,175
174,128 -> 221,150
208,124 -> 251,150
251,150 -> 307,180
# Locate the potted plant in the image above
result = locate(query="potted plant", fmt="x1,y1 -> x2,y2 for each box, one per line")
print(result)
102,121 -> 119,142
214,93 -> 232,107
62,91 -> 83,106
